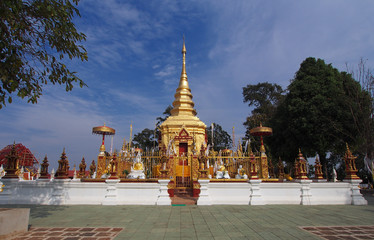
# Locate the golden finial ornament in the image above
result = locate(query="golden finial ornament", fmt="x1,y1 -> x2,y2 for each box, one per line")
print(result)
344,143 -> 359,180
170,38 -> 197,116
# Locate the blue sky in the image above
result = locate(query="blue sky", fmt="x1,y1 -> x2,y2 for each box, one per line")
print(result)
1,0 -> 374,170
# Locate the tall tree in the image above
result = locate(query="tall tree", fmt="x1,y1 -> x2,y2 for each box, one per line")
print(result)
242,82 -> 284,150
0,0 -> 87,109
270,57 -> 372,177
133,106 -> 172,151
206,123 -> 232,151
156,105 -> 172,127
133,128 -> 157,151
345,59 -> 374,160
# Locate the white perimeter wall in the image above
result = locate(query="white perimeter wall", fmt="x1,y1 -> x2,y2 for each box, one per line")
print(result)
0,179 -> 367,205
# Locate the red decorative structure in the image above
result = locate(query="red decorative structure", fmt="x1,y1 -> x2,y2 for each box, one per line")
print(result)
2,143 -> 19,179
55,149 -> 69,179
0,143 -> 39,172
39,155 -> 50,179
344,143 -> 360,180
314,155 -> 324,181
92,124 -> 116,153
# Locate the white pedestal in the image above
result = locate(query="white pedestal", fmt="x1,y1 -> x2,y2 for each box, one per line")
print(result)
344,179 -> 368,205
156,179 -> 171,205
299,180 -> 312,205
102,179 -> 120,205
49,179 -> 70,205
197,179 -> 211,205
249,179 -> 264,205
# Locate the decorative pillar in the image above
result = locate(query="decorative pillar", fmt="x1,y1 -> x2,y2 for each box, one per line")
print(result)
55,149 -> 69,179
89,160 -> 96,178
39,155 -> 49,180
348,179 -> 368,205
342,144 -> 367,205
3,143 -> 19,179
259,148 -> 269,179
102,178 -> 120,205
78,157 -> 86,178
49,178 -> 69,205
192,155 -> 200,197
295,149 -> 308,180
157,179 -> 171,205
197,179 -> 211,205
299,180 -> 312,205
198,156 -> 209,179
249,123 -> 272,179
249,179 -> 263,205
96,154 -> 106,179
248,151 -> 258,180
314,155 -> 326,182
108,153 -> 118,179
344,144 -> 360,180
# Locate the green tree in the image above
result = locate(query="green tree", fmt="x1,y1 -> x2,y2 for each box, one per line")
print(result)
0,0 -> 87,109
242,82 -> 284,150
206,123 -> 232,151
270,57 -> 372,177
156,105 -> 172,127
133,128 -> 157,151
133,106 -> 172,151
346,58 -> 374,160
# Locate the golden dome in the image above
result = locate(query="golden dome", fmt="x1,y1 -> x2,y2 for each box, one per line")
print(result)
134,162 -> 143,170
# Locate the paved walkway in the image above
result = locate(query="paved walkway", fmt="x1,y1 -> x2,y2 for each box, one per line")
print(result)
3,191 -> 374,240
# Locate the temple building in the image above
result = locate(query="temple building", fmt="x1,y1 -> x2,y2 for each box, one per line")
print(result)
0,41 -> 368,207
159,40 -> 207,192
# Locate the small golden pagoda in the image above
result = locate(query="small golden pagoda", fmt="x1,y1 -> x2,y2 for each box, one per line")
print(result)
344,143 -> 360,180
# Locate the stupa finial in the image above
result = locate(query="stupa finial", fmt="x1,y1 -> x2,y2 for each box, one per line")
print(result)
170,38 -> 197,116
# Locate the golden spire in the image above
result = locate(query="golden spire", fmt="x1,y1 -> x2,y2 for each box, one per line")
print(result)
170,38 -> 197,116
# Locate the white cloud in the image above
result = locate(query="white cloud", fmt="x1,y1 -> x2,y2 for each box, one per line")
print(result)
3,0 -> 374,169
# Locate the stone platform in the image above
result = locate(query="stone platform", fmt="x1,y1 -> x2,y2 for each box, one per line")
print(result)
2,196 -> 374,240
0,208 -> 30,239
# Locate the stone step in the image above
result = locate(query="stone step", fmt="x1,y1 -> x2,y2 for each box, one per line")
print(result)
171,190 -> 197,205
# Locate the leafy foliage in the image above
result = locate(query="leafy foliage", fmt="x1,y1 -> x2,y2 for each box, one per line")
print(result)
0,0 -> 87,108
133,106 -> 172,150
268,57 -> 373,177
242,82 -> 285,151
156,105 -> 172,127
133,128 -> 157,151
346,58 -> 374,160
206,123 -> 232,151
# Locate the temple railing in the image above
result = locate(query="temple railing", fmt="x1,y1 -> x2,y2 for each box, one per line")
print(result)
114,150 -> 263,179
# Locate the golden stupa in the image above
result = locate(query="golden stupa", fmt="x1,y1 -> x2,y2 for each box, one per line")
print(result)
159,40 -> 207,155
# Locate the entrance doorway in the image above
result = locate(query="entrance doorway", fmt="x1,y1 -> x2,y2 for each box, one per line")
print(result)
179,143 -> 188,156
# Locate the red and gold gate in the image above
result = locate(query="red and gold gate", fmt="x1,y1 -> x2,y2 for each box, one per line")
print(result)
174,156 -> 192,189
